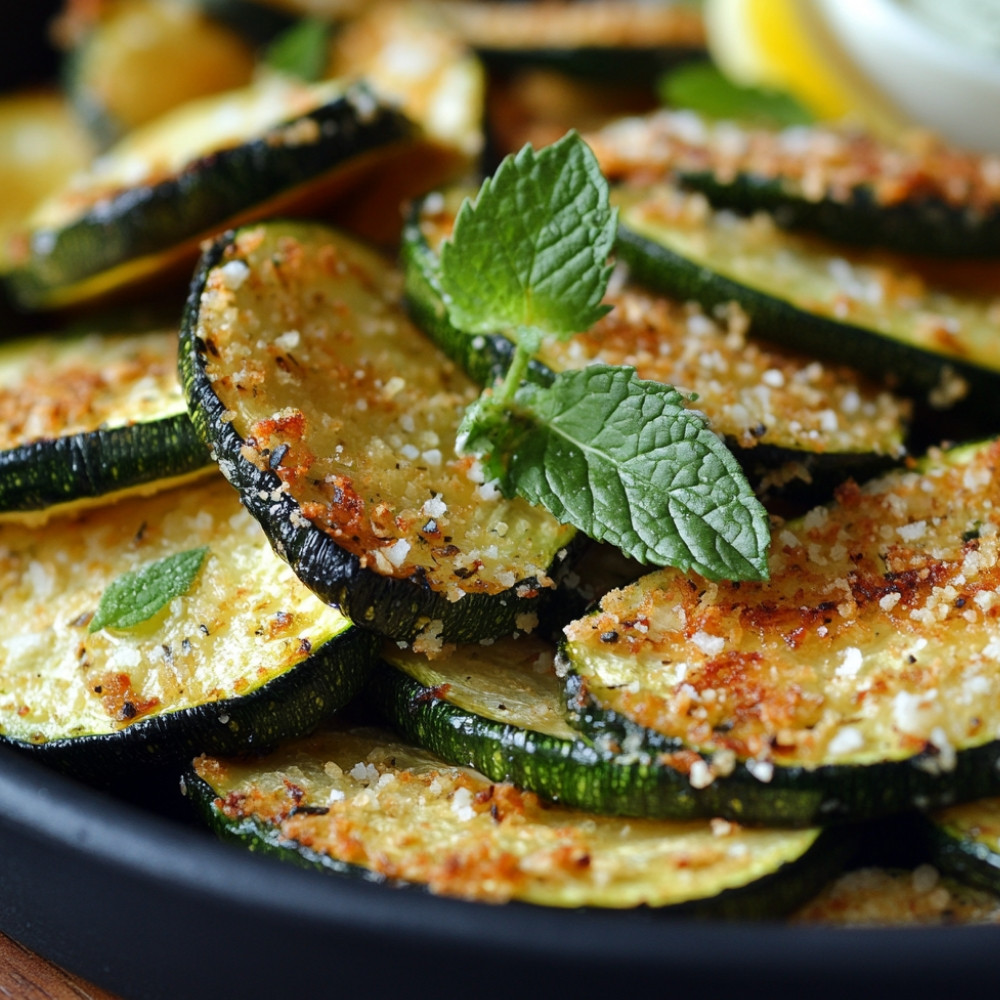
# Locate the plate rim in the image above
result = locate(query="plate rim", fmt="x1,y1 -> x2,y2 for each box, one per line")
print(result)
0,744 -> 997,1000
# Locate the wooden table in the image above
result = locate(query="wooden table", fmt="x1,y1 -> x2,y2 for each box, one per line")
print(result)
0,932 -> 119,1000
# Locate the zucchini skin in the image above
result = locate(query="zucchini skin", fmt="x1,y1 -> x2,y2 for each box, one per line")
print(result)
186,724 -> 853,917
7,84 -> 415,309
180,228 -> 560,645
365,661 -> 812,824
615,222 -> 1000,413
921,800 -> 1000,899
563,670 -> 1000,826
0,413 -> 210,512
680,172 -> 1000,259
185,769 -> 385,883
6,619 -> 378,783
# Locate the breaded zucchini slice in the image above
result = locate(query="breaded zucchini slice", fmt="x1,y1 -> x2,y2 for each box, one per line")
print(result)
0,475 -> 376,776
4,76 -> 458,310
188,723 -> 845,915
587,110 -> 1000,256
0,326 -> 210,520
562,438 -> 1000,823
614,184 -> 1000,414
181,221 -> 576,645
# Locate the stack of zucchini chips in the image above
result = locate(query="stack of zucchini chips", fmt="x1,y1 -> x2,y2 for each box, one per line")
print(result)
4,0 -> 1000,925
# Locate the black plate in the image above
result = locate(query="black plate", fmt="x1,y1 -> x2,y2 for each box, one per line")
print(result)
2,6 -> 999,997
0,742 -> 998,1000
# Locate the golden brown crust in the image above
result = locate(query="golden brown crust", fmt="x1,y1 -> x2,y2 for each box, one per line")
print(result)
565,439 -> 1000,767
588,110 -> 1000,212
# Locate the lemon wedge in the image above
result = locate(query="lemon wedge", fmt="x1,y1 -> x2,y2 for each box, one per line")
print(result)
704,0 -> 905,136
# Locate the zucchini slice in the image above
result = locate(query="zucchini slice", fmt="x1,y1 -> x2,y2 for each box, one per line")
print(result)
4,76 -> 452,310
0,474 -> 376,777
614,184 -> 1000,412
188,723 -> 844,914
924,798 -> 1000,898
561,438 -> 1000,824
791,866 -> 1000,926
426,1 -> 706,84
181,220 -> 576,645
0,326 -> 211,519
587,110 -> 1000,257
369,636 -> 834,824
404,190 -> 910,497
62,0 -> 257,146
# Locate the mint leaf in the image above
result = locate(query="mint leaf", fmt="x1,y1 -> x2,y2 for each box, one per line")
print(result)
89,546 -> 209,632
660,62 -> 814,127
466,366 -> 770,581
439,131 -> 616,342
264,18 -> 331,82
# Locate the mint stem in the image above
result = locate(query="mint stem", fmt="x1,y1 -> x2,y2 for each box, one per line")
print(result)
496,339 -> 535,406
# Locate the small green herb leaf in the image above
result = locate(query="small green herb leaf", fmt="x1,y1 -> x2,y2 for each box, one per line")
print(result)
465,366 -> 770,581
660,62 -> 814,127
439,131 -> 616,342
89,546 -> 209,632
264,17 -> 331,82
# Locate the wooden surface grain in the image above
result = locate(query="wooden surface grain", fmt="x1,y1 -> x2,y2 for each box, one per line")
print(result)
0,932 -> 120,1000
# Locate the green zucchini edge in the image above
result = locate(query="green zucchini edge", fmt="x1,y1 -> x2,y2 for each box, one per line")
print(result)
6,82 -> 415,307
615,221 -> 1000,413
562,669 -> 1000,826
4,617 -> 378,782
679,171 -> 1000,259
180,226 -> 562,645
0,413 -> 211,512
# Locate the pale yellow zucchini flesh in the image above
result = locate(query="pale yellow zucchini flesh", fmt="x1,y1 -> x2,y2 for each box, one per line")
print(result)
66,0 -> 257,141
0,90 -> 94,269
0,474 -> 358,746
563,439 -> 1000,771
192,725 -> 824,909
194,221 -> 574,607
0,328 -> 185,450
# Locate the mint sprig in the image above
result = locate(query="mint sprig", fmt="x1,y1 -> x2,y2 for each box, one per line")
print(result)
438,132 -> 770,581
89,546 -> 209,632
463,367 -> 770,581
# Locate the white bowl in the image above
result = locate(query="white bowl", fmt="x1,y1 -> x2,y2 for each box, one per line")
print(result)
815,0 -> 1000,151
